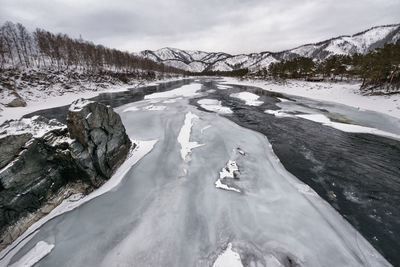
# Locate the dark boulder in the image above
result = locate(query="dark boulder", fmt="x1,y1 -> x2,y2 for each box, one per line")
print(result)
67,99 -> 132,186
5,91 -> 27,107
0,100 -> 132,248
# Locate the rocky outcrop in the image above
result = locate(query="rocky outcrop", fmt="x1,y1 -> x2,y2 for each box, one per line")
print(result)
0,100 -> 132,248
67,99 -> 132,186
6,91 -> 27,107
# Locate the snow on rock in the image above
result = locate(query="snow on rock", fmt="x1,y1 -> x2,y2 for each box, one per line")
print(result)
68,98 -> 94,112
144,83 -> 202,99
198,99 -> 233,114
177,112 -> 204,161
212,243 -> 243,267
9,241 -> 54,267
0,115 -> 66,139
230,92 -> 263,106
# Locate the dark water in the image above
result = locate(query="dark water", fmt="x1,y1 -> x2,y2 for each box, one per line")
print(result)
192,80 -> 400,266
24,79 -> 193,123
24,78 -> 400,266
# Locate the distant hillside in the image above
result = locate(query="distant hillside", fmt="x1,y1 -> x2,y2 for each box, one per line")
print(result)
139,24 -> 400,72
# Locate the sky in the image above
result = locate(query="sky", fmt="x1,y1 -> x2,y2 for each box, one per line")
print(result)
0,0 -> 399,54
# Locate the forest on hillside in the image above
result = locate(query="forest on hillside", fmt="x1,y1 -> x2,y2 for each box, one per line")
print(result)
0,21 -> 185,75
257,41 -> 400,94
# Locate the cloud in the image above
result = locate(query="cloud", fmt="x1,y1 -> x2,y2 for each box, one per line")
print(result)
0,0 -> 399,54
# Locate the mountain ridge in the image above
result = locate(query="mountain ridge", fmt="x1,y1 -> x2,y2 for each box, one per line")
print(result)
139,23 -> 400,72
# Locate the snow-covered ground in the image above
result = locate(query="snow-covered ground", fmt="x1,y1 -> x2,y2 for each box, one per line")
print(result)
223,77 -> 400,119
0,77 -> 187,125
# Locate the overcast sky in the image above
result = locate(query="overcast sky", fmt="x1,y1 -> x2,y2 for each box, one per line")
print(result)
1,0 -> 399,54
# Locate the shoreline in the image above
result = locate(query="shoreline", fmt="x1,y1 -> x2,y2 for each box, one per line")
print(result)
222,77 -> 400,119
0,77 -> 188,125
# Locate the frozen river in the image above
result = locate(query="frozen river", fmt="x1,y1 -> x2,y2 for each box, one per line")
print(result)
1,78 -> 399,266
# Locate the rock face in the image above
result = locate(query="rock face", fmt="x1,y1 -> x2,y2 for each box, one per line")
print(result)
6,91 -> 27,107
67,99 -> 132,186
0,100 -> 131,248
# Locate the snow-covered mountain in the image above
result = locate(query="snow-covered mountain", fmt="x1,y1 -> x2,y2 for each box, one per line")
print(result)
139,24 -> 400,72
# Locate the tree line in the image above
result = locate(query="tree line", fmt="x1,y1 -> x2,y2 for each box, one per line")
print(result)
256,40 -> 400,93
189,68 -> 249,77
0,21 -> 185,75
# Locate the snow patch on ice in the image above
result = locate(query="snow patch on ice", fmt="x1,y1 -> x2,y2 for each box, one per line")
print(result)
230,92 -> 263,106
198,99 -> 233,114
163,97 -> 182,104
295,184 -> 318,197
223,77 -> 400,119
217,85 -> 232,90
215,160 -> 241,193
177,112 -> 204,161
144,83 -> 202,99
296,113 -> 400,140
143,105 -> 166,111
277,97 -> 291,102
123,106 -> 139,112
215,179 -> 241,193
201,125 -> 211,134
9,241 -> 54,267
265,110 -> 296,118
212,243 -> 243,267
219,160 -> 239,179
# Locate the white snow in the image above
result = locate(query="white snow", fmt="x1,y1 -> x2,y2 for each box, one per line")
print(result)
144,83 -> 202,99
296,113 -> 400,140
123,106 -> 139,112
0,139 -> 157,266
198,99 -> 233,114
223,78 -> 400,119
212,243 -> 243,267
69,98 -> 94,111
9,241 -> 54,267
277,97 -> 291,102
201,125 -> 211,134
217,85 -> 231,90
219,160 -> 239,179
177,112 -> 204,161
0,78 -> 186,125
215,179 -> 241,193
163,98 -> 182,104
215,160 -> 241,193
230,92 -> 263,106
264,110 -> 295,118
143,105 -> 167,111
0,116 -> 66,139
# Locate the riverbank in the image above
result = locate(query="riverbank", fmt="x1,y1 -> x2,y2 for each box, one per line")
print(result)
0,76 -> 187,125
222,77 -> 400,118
